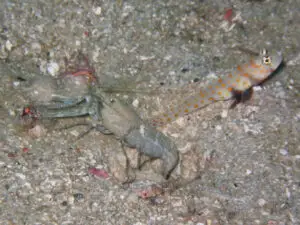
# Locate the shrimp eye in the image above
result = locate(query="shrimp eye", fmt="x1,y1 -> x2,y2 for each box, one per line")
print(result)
263,56 -> 271,65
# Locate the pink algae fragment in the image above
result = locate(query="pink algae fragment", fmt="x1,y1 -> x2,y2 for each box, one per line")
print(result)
224,8 -> 233,22
88,168 -> 109,179
22,147 -> 29,153
136,185 -> 164,199
137,189 -> 151,199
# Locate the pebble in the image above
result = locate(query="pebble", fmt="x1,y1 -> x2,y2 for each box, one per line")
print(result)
13,81 -> 20,87
132,99 -> 139,108
5,40 -> 13,51
253,86 -> 262,92
201,121 -> 208,129
31,42 -> 42,53
70,130 -> 80,137
215,125 -> 222,131
28,124 -> 47,138
126,192 -> 139,204
75,40 -> 81,46
246,169 -> 252,175
258,198 -> 266,207
93,6 -> 102,16
47,61 -> 60,76
221,110 -> 228,118
68,195 -> 75,205
8,109 -> 16,116
15,173 -> 26,180
279,149 -> 288,156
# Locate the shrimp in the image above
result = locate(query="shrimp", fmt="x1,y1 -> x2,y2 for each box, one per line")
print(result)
23,86 -> 179,179
150,49 -> 283,127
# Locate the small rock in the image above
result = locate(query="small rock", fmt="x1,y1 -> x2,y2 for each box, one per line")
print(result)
70,130 -> 80,137
279,149 -> 288,156
124,147 -> 139,169
5,40 -> 13,51
175,117 -> 186,127
28,124 -> 47,138
68,195 -> 75,205
126,192 -> 139,204
31,42 -> 42,53
15,173 -> 26,180
202,121 -> 208,129
221,110 -> 228,118
258,198 -> 266,207
215,125 -> 222,131
253,86 -> 262,92
75,40 -> 81,46
132,99 -> 139,108
13,81 -> 20,87
47,61 -> 60,76
93,6 -> 102,16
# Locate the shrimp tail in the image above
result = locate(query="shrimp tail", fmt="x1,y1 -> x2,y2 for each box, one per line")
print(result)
125,125 -> 179,178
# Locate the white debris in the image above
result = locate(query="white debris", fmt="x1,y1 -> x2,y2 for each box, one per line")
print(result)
28,124 -> 47,138
215,125 -> 222,131
279,148 -> 288,156
8,109 -> 16,117
31,42 -> 42,53
169,71 -> 176,76
132,99 -> 139,108
253,86 -> 263,92
70,130 -> 80,137
285,188 -> 291,198
287,52 -> 300,66
207,72 -> 218,80
139,124 -> 145,136
243,123 -> 263,135
93,6 -> 102,16
178,142 -> 192,153
92,46 -> 101,62
5,40 -> 13,51
201,121 -> 209,129
175,117 -> 185,127
15,173 -> 26,180
258,198 -> 266,207
47,61 -> 60,76
13,81 -> 20,87
164,54 -> 172,61
138,55 -> 155,61
75,40 -> 81,46
221,110 -> 228,118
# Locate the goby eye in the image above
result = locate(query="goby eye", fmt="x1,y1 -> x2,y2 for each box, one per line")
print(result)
263,56 -> 271,65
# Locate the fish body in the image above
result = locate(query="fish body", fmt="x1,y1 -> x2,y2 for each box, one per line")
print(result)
150,49 -> 283,127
